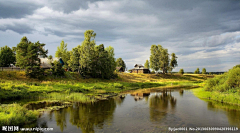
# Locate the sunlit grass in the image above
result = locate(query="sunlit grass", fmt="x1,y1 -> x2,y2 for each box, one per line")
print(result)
0,103 -> 39,127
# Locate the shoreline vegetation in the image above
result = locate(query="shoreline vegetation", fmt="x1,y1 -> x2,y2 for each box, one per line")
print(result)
193,66 -> 240,106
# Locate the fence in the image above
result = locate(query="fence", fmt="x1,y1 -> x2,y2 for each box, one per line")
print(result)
0,67 -> 25,71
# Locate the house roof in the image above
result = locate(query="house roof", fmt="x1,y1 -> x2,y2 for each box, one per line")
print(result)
132,64 -> 149,70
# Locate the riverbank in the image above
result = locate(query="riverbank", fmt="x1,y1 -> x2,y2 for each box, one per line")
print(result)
193,67 -> 240,106
0,71 -> 211,102
193,88 -> 240,105
0,71 -> 212,127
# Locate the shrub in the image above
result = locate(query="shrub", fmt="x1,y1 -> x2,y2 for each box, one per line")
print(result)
179,69 -> 184,75
194,68 -> 200,74
202,68 -> 206,74
204,67 -> 240,92
113,83 -> 123,89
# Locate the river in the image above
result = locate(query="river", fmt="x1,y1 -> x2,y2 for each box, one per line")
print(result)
23,89 -> 240,133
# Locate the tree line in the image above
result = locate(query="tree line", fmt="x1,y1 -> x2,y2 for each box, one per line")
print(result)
0,30 -> 126,79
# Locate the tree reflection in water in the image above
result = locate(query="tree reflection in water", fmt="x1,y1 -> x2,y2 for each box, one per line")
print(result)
207,101 -> 240,128
149,90 -> 177,122
68,98 -> 116,133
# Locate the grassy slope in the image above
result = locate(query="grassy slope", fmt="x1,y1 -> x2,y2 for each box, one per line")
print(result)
193,88 -> 240,105
193,67 -> 240,105
0,71 -> 211,101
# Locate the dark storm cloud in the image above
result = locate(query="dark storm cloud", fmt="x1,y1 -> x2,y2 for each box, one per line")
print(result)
0,0 -> 240,71
0,23 -> 34,34
0,1 -> 42,18
46,0 -> 104,13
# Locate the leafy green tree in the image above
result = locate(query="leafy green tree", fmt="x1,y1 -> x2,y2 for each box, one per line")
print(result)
16,36 -> 48,79
55,40 -> 70,69
68,45 -> 81,73
79,30 -> 96,76
150,45 -> 160,72
0,46 -> 16,67
105,46 -> 117,78
52,60 -> 65,76
160,48 -> 169,74
202,68 -> 206,74
144,60 -> 150,69
194,68 -> 200,74
169,53 -> 178,73
179,69 -> 184,75
150,44 -> 170,74
116,58 -> 126,71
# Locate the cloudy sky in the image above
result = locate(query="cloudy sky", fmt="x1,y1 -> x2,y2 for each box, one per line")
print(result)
0,0 -> 240,72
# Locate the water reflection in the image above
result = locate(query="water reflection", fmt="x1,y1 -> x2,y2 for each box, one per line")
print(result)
207,100 -> 240,128
149,90 -> 176,122
68,99 -> 116,133
21,89 -> 240,132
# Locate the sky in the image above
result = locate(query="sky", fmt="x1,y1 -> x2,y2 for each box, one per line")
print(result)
0,0 -> 240,72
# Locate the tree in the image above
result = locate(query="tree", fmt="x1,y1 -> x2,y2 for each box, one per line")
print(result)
194,68 -> 200,74
116,58 -> 126,71
144,60 -> 150,69
16,36 -> 48,79
150,44 -> 171,74
169,53 -> 178,73
48,55 -> 53,64
52,60 -> 65,76
68,45 -> 81,73
150,45 -> 160,72
55,40 -> 70,69
202,68 -> 206,74
79,30 -> 96,76
159,48 -> 169,74
179,69 -> 184,75
0,46 -> 16,67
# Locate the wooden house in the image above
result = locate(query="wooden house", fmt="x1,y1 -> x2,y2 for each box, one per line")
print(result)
130,64 -> 150,74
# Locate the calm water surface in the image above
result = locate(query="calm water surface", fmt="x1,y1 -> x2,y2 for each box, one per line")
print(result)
28,89 -> 240,133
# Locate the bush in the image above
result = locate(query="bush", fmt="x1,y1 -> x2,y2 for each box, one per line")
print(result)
202,68 -> 206,74
179,69 -> 184,75
194,68 -> 200,74
204,67 -> 240,92
51,61 -> 65,76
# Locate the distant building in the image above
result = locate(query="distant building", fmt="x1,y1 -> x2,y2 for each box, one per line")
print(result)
130,64 -> 150,74
40,57 -> 59,69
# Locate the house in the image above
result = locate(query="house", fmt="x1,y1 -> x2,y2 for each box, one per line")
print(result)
40,57 -> 60,69
130,64 -> 150,74
116,67 -> 124,72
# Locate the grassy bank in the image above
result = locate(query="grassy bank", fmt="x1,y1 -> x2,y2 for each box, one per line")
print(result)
193,88 -> 240,105
193,66 -> 240,105
0,104 -> 39,127
0,71 -> 209,102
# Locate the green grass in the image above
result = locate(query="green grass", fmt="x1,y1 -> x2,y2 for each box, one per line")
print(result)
193,88 -> 240,105
0,71 -> 210,102
193,66 -> 240,105
0,103 -> 39,127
